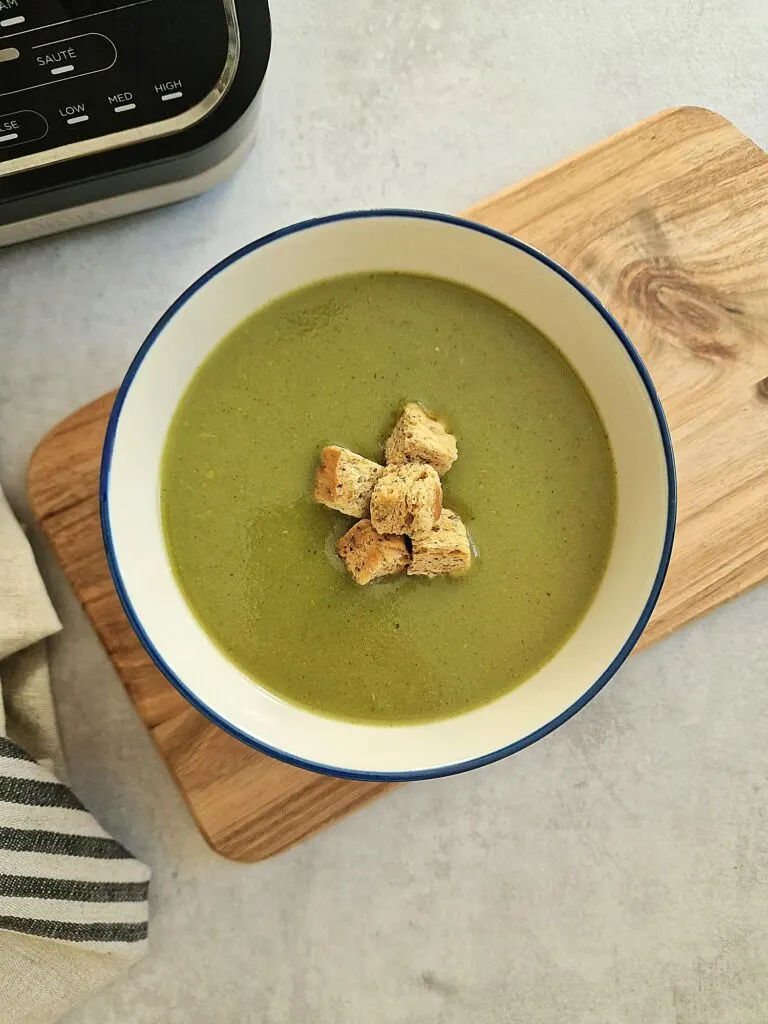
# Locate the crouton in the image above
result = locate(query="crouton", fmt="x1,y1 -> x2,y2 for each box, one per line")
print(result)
370,463 -> 442,538
384,403 -> 458,476
336,519 -> 411,585
313,446 -> 384,517
408,509 -> 472,577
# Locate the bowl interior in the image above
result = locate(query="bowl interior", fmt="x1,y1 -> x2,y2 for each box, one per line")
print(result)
103,212 -> 673,778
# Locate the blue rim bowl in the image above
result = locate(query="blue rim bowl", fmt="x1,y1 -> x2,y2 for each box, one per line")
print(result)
100,209 -> 677,782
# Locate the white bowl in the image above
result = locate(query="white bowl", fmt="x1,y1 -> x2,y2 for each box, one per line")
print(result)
101,210 -> 676,781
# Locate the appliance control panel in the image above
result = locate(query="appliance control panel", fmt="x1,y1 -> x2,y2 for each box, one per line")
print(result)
0,0 -> 238,175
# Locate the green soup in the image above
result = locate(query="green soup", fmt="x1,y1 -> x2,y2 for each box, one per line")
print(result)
161,273 -> 616,724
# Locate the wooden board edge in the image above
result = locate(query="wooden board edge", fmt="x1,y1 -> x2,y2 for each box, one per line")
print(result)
26,390 -> 118,522
218,783 -> 396,863
464,106 -> 753,221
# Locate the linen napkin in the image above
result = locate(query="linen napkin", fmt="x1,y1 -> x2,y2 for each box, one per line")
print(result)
0,487 -> 150,1024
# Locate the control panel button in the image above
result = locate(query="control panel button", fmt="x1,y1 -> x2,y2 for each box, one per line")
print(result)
0,108 -> 47,147
0,32 -> 117,97
108,90 -> 136,113
32,33 -> 116,78
155,79 -> 183,102
58,102 -> 89,126
0,1 -> 24,31
0,2 -> 140,37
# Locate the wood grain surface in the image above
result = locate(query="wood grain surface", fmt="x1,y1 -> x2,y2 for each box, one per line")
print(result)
27,107 -> 768,861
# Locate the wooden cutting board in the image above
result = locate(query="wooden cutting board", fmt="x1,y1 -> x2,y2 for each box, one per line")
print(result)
27,107 -> 768,861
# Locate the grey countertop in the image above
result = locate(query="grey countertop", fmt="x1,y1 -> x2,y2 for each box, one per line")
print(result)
2,2 -> 768,1021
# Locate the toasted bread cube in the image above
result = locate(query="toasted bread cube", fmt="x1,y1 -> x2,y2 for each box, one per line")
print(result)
370,463 -> 442,538
408,509 -> 472,577
384,403 -> 458,476
336,519 -> 411,585
314,446 -> 384,517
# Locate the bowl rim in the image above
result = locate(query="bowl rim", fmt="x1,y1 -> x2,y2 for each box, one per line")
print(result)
100,208 -> 677,782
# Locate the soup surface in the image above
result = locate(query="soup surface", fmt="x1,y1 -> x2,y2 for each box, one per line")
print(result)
161,273 -> 616,724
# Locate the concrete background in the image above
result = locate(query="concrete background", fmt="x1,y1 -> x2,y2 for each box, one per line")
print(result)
2,1 -> 767,1020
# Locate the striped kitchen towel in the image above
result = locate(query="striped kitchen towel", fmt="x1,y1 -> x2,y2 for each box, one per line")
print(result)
1,487 -> 149,1024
